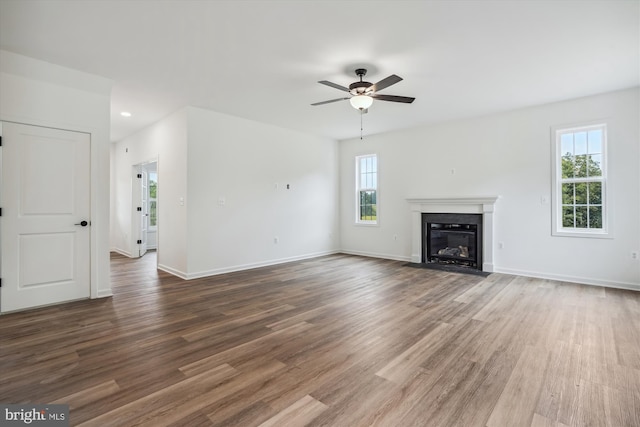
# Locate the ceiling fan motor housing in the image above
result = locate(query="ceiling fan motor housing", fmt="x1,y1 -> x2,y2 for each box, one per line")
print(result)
349,82 -> 373,96
350,68 -> 373,95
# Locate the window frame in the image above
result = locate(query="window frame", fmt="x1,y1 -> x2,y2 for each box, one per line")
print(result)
355,154 -> 379,225
148,171 -> 158,231
551,122 -> 611,238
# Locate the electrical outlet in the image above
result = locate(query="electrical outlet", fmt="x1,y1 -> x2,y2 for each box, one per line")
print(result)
274,236 -> 279,244
631,251 -> 639,260
393,234 -> 398,241
499,242 -> 504,249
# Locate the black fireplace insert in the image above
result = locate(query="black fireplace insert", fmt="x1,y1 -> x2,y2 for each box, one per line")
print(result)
422,213 -> 483,270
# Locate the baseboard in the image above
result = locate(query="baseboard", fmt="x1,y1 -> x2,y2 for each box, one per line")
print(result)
494,266 -> 640,292
157,264 -> 189,280
110,248 -> 132,258
184,250 -> 340,280
339,249 -> 412,263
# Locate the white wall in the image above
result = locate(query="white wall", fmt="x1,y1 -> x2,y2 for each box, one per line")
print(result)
111,106 -> 339,279
0,50 -> 113,298
111,109 -> 188,275
185,107 -> 339,277
339,88 -> 640,290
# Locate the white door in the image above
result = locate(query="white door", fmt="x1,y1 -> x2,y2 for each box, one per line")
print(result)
1,122 -> 91,312
131,165 -> 148,258
139,168 -> 148,257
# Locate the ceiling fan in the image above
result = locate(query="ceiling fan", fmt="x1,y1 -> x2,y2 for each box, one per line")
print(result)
311,68 -> 415,111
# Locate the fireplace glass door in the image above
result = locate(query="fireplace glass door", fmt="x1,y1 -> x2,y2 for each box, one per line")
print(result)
428,223 -> 477,267
422,213 -> 483,270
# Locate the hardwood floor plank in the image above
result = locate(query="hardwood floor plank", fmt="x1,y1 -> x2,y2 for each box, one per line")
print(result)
306,369 -> 395,427
601,384 -> 639,427
453,271 -> 512,304
258,394 -> 327,427
51,380 -> 121,410
442,347 -> 517,427
208,400 -> 275,427
530,413 -> 570,427
395,356 -> 481,427
375,321 -> 453,384
486,345 -> 550,427
612,314 -> 640,370
178,321 -> 314,377
535,341 -> 583,425
181,304 -> 297,343
571,378 -> 608,427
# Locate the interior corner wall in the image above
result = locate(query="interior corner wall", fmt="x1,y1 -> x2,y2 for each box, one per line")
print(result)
111,109 -> 188,276
0,50 -> 113,299
185,106 -> 339,278
339,87 -> 640,290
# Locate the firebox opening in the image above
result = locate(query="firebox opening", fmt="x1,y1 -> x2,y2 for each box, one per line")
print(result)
422,213 -> 483,271
429,223 -> 477,267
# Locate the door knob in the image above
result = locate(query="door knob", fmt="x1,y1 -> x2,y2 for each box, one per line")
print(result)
74,220 -> 89,226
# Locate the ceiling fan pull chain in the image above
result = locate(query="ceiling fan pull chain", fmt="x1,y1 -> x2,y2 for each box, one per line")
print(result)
360,110 -> 364,140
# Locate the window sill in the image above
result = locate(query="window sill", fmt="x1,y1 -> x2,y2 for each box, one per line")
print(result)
552,229 -> 612,239
355,221 -> 379,227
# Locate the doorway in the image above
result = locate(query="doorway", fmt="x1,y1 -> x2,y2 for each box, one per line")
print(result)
132,160 -> 158,258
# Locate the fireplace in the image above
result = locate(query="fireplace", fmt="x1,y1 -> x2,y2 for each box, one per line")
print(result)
422,213 -> 482,270
407,197 -> 498,272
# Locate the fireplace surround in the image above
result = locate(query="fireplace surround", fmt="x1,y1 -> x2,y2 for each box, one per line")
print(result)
407,197 -> 498,272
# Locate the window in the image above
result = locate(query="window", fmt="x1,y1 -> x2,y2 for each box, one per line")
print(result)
356,154 -> 378,224
552,123 -> 608,237
148,172 -> 157,229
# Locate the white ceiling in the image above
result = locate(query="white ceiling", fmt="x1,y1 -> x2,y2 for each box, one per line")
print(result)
1,0 -> 638,142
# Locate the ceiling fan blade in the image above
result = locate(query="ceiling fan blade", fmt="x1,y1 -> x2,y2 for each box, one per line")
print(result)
318,80 -> 350,92
372,94 -> 415,103
311,97 -> 350,106
370,74 -> 403,92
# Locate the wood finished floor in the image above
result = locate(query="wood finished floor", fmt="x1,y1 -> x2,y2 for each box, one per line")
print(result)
1,252 -> 639,426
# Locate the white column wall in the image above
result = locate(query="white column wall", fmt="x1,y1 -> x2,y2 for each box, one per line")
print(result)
185,107 -> 339,278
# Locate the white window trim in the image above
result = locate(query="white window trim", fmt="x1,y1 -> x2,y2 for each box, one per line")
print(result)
551,122 -> 612,239
355,153 -> 379,226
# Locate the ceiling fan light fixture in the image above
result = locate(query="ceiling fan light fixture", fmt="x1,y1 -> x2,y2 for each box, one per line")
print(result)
350,95 -> 373,110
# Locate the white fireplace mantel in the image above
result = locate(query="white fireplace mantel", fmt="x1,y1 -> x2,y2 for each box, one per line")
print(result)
406,196 -> 499,272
